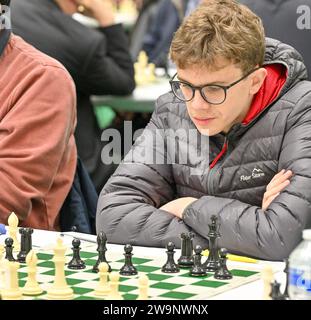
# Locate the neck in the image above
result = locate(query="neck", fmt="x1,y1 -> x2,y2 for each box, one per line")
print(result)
223,96 -> 253,133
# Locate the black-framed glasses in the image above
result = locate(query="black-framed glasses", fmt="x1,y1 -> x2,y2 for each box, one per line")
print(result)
169,68 -> 260,105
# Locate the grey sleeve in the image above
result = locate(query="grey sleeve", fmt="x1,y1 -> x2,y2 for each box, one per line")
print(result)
184,97 -> 311,261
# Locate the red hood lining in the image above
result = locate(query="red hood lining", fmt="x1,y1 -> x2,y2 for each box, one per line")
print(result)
242,64 -> 287,125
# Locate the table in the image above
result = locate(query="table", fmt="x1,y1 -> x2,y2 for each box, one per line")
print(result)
0,228 -> 285,300
92,76 -> 172,113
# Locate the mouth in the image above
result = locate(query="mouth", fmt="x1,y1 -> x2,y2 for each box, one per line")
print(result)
193,117 -> 215,126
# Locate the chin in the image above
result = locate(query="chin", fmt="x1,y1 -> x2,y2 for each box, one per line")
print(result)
196,126 -> 220,136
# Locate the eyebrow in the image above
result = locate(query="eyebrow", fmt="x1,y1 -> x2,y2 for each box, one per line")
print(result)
176,75 -> 228,86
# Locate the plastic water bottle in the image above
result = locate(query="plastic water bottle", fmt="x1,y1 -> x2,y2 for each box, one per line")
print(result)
288,229 -> 311,300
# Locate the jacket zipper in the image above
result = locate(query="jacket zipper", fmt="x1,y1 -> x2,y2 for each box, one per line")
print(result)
207,136 -> 228,195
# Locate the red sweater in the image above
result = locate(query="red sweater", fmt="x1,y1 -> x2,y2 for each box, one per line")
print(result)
0,35 -> 77,230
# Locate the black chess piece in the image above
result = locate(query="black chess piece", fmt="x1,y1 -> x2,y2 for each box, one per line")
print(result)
281,258 -> 290,299
119,244 -> 138,276
4,237 -> 16,261
214,248 -> 232,280
17,228 -> 33,263
25,228 -> 33,251
162,242 -> 180,273
190,245 -> 207,277
68,238 -> 86,269
178,232 -> 194,268
203,215 -> 221,272
92,231 -> 111,273
270,280 -> 285,300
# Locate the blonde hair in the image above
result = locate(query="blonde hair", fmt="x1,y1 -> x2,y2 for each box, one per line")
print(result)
170,0 -> 265,73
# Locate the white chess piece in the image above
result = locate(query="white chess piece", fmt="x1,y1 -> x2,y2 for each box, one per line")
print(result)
22,250 -> 43,296
1,260 -> 23,300
8,212 -> 20,252
118,0 -> 137,15
262,265 -> 274,300
138,51 -> 148,68
0,244 -> 5,291
135,51 -> 149,85
107,271 -> 123,300
46,238 -> 74,300
137,274 -> 149,300
147,63 -> 156,83
94,262 -> 110,298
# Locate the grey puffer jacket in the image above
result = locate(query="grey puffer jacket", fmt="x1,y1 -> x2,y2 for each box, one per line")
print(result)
97,38 -> 311,261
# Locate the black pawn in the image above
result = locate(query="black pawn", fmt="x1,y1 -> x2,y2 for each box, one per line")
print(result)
119,244 -> 138,276
162,242 -> 180,273
68,238 -> 86,269
93,231 -> 111,273
178,232 -> 194,268
214,248 -> 232,280
17,228 -> 33,263
4,237 -> 16,261
190,245 -> 207,277
270,280 -> 285,300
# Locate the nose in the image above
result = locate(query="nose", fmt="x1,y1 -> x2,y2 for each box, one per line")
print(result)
190,89 -> 212,111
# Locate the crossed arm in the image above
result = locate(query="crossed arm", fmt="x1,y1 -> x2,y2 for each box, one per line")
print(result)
160,169 -> 293,219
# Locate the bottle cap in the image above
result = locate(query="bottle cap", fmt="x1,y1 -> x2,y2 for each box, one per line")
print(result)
302,229 -> 311,240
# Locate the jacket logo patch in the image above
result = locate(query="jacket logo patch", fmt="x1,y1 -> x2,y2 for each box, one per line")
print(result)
240,168 -> 265,182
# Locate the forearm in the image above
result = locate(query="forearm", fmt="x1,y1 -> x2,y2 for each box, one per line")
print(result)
183,194 -> 305,261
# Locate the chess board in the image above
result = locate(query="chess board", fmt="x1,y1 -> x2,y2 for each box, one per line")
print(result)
16,243 -> 263,300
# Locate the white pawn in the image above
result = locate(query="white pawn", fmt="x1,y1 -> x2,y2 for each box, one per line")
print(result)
262,265 -> 274,300
1,260 -> 23,300
137,274 -> 149,300
46,238 -> 74,300
94,262 -> 110,298
107,271 -> 123,300
8,212 -> 20,252
22,250 -> 43,296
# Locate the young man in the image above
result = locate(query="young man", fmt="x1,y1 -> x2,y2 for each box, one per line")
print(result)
0,0 -> 77,230
96,0 -> 311,260
11,0 -> 135,193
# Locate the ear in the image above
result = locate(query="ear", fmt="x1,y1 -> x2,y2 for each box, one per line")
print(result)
249,68 -> 267,95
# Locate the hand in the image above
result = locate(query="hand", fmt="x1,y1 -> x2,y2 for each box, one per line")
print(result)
262,169 -> 293,211
74,0 -> 116,26
160,197 -> 197,219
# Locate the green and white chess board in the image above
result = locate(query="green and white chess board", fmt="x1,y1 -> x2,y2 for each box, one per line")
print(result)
16,243 -> 262,300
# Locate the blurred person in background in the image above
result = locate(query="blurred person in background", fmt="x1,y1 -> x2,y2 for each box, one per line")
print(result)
139,0 -> 201,68
11,0 -> 136,193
